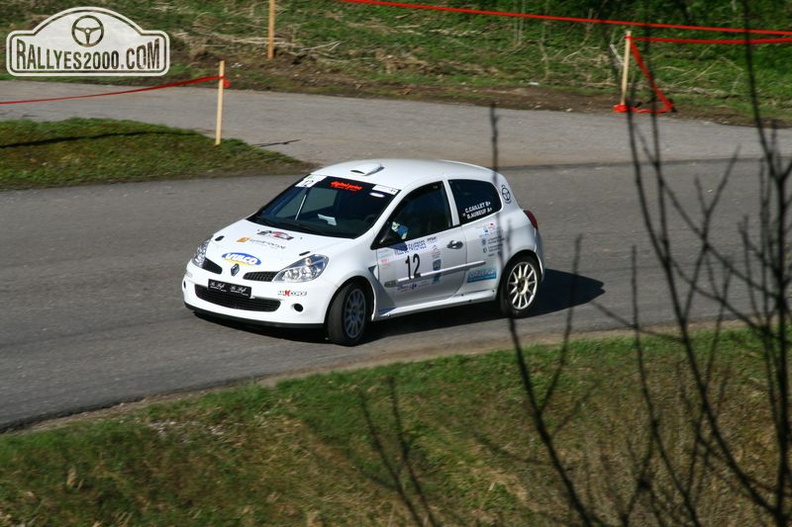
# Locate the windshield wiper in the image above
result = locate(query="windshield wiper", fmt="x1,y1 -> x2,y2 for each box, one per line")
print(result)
249,214 -> 277,227
276,219 -> 325,235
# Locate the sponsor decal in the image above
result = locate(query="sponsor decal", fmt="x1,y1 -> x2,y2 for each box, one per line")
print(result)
481,222 -> 497,235
467,267 -> 498,283
6,7 -> 169,77
228,284 -> 249,296
296,174 -> 325,188
258,230 -> 294,241
222,252 -> 261,266
487,235 -> 504,256
397,281 -> 431,293
432,258 -> 442,283
501,185 -> 512,204
208,279 -> 251,298
393,239 -> 427,255
278,290 -> 307,297
463,200 -> 494,221
480,223 -> 504,256
330,180 -> 363,192
372,184 -> 399,195
237,236 -> 286,250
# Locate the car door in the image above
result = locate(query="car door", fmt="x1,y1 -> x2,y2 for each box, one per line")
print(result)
375,182 -> 468,310
449,178 -> 507,296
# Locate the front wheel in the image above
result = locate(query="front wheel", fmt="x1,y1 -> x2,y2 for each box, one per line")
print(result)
498,254 -> 540,318
326,281 -> 370,346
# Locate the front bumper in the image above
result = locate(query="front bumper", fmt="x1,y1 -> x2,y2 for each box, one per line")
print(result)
182,261 -> 337,328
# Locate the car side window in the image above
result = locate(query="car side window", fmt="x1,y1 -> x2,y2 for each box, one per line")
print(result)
384,182 -> 451,243
450,179 -> 502,224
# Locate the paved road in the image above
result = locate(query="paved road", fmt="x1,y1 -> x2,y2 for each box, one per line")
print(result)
0,80 -> 786,430
1,80 -> 785,166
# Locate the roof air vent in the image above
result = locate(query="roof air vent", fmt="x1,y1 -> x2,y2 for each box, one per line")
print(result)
349,162 -> 384,177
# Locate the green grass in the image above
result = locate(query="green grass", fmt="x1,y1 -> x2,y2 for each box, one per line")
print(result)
0,118 -> 310,190
0,328 -> 781,525
2,1 -> 792,122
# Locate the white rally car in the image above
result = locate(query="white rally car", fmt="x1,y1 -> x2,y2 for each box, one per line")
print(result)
183,159 -> 544,345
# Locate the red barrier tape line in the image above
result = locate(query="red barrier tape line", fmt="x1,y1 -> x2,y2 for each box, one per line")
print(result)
0,75 -> 230,105
338,0 -> 792,36
614,37 -> 673,114
619,34 -> 792,111
633,36 -> 792,45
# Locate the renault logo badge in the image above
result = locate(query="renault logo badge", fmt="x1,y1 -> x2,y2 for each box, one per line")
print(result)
230,263 -> 240,276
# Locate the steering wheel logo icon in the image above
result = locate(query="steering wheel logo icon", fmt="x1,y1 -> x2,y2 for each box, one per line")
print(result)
71,15 -> 104,47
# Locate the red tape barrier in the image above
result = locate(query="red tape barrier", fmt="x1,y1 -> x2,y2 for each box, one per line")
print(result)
338,0 -> 792,36
617,34 -> 791,114
633,36 -> 792,45
614,37 -> 673,114
339,0 -> 791,115
0,75 -> 229,106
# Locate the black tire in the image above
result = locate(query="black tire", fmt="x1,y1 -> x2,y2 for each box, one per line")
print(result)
326,281 -> 370,346
498,254 -> 540,318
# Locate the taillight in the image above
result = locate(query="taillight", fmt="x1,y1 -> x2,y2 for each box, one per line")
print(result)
524,209 -> 539,229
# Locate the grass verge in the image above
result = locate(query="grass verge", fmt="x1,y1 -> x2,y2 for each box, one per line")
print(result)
0,118 -> 311,190
3,1 -> 792,125
0,327 -> 777,525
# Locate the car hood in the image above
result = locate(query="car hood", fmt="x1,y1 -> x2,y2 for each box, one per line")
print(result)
206,219 -> 349,272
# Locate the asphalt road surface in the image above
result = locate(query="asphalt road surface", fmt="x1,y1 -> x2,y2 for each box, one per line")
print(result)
1,80 -> 790,430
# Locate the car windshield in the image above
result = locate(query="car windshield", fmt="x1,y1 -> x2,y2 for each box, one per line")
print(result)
249,175 -> 399,238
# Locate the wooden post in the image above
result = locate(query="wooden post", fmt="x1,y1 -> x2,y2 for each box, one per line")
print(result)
267,0 -> 276,60
215,60 -> 225,146
618,30 -> 632,108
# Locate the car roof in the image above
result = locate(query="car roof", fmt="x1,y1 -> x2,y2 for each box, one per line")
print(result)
310,159 -> 499,191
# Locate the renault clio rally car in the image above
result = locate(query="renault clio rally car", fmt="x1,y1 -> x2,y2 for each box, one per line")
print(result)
183,159 -> 544,345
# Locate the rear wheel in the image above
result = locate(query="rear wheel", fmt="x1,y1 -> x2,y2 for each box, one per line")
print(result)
326,281 -> 370,346
498,254 -> 540,318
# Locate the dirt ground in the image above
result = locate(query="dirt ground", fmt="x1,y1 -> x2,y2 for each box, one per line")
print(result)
224,58 -> 773,129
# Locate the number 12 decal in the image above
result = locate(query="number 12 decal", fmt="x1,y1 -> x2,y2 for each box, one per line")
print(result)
405,253 -> 421,280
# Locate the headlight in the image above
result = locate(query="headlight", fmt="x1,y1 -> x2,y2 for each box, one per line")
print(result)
274,254 -> 329,282
191,239 -> 210,267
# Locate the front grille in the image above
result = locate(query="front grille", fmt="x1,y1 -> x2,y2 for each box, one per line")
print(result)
244,271 -> 277,282
202,258 -> 222,274
195,285 -> 280,312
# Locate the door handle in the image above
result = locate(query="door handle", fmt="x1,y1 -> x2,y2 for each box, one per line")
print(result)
447,240 -> 464,249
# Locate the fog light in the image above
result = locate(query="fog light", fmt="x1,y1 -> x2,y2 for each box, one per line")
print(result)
293,304 -> 304,313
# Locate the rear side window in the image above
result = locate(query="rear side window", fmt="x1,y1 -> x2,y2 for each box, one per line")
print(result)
450,179 -> 502,224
